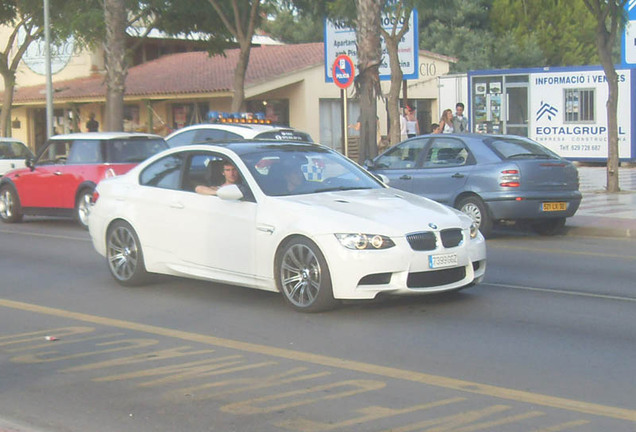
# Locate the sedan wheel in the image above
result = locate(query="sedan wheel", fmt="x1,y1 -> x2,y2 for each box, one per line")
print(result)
76,188 -> 93,229
457,196 -> 492,238
0,185 -> 23,223
276,237 -> 336,312
106,221 -> 148,286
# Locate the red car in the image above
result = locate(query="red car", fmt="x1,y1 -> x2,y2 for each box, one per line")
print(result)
0,132 -> 168,228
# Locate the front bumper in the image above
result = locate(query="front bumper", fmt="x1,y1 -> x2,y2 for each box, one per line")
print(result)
318,230 -> 487,300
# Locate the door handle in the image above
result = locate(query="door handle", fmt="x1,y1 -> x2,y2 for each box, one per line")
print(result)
169,202 -> 184,209
399,175 -> 412,180
54,171 -> 63,176
257,224 -> 275,234
451,173 -> 464,179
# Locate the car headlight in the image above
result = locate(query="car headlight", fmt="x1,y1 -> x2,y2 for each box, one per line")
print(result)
470,222 -> 479,239
335,233 -> 395,250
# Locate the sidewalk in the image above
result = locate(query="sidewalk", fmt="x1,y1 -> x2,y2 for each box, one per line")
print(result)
565,165 -> 636,238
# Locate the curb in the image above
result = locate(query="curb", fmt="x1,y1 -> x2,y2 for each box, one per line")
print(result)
564,225 -> 634,239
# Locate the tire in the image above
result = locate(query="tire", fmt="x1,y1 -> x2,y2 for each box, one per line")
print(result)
532,217 -> 566,236
0,185 -> 23,223
106,221 -> 148,286
275,237 -> 337,312
76,188 -> 94,229
456,195 -> 492,238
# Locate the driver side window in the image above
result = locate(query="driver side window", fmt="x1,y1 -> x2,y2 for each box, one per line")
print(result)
37,141 -> 71,165
374,139 -> 427,169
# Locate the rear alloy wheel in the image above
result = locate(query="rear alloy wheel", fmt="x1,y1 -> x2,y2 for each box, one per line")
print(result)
457,195 -> 492,238
106,221 -> 148,286
76,188 -> 93,229
0,185 -> 23,223
532,217 -> 566,236
276,237 -> 336,312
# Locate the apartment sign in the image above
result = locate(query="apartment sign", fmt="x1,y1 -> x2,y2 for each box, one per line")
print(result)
324,9 -> 418,83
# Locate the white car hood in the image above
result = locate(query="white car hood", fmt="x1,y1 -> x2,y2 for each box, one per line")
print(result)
276,188 -> 466,235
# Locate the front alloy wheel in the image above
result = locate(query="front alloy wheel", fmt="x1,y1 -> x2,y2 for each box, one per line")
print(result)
276,237 -> 336,312
106,221 -> 148,286
0,185 -> 23,223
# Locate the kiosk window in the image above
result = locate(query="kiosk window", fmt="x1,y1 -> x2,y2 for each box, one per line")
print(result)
564,89 -> 595,123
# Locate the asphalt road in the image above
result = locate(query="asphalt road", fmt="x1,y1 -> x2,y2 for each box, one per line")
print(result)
1,219 -> 635,432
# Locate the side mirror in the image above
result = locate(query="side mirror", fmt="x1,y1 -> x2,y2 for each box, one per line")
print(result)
217,184 -> 244,201
363,159 -> 375,169
377,174 -> 390,185
25,157 -> 34,170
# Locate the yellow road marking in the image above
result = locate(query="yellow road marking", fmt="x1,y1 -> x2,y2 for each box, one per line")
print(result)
1,297 -> 635,422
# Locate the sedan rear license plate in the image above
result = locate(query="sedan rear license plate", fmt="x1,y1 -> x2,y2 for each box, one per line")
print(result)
429,253 -> 458,269
542,202 -> 567,212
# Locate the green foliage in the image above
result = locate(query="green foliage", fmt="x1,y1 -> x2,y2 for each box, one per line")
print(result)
261,1 -> 323,43
152,0 -> 232,54
490,0 -> 599,66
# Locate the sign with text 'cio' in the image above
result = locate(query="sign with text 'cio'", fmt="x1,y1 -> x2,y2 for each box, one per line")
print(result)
324,8 -> 418,83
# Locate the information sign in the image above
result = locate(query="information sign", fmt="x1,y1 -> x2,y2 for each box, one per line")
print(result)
623,0 -> 636,66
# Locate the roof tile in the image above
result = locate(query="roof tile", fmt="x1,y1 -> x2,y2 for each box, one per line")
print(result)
14,42 -> 324,103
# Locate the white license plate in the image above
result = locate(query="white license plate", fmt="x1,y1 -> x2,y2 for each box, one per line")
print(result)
429,253 -> 458,269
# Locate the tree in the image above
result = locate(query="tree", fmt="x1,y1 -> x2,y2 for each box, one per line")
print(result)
491,0 -> 598,66
103,0 -> 128,131
102,0 -> 169,131
261,0 -> 322,43
0,0 -> 95,137
582,0 -> 627,193
380,0 -> 419,147
206,0 -> 265,112
354,0 -> 383,163
419,0 -> 545,72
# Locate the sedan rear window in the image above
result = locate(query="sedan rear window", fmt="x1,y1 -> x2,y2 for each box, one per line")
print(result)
485,137 -> 559,160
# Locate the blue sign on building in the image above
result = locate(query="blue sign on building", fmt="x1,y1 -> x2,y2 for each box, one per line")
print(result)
623,0 -> 636,66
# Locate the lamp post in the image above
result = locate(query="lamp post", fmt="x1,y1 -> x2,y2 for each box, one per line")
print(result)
44,0 -> 54,138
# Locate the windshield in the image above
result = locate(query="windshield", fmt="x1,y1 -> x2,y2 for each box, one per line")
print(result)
240,147 -> 383,197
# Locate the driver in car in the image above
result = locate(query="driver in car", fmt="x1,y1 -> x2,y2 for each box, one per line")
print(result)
195,161 -> 240,196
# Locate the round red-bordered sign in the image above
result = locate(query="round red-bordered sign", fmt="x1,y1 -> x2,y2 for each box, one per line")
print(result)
332,55 -> 355,89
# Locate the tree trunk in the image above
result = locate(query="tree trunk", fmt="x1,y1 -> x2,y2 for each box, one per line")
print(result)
384,34 -> 403,147
103,0 -> 128,131
0,73 -> 15,137
380,5 -> 410,148
231,40 -> 251,112
355,0 -> 383,164
584,0 -> 622,192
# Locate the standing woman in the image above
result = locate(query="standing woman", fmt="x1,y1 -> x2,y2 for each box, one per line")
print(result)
405,106 -> 419,138
439,109 -> 455,134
